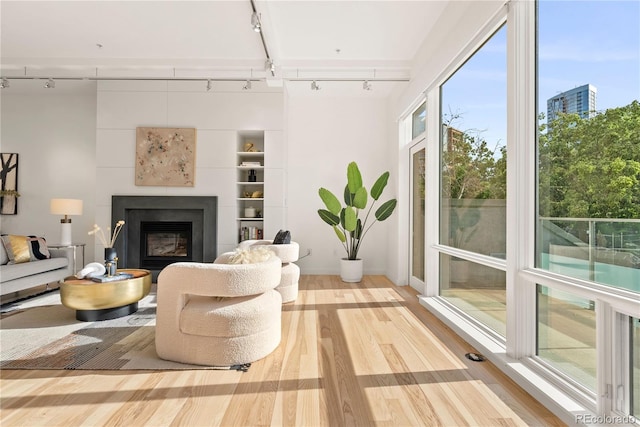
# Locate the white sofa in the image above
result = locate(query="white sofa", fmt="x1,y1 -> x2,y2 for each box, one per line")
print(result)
0,242 -> 73,299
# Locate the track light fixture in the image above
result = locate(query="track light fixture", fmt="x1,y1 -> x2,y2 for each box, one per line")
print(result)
265,59 -> 275,75
243,80 -> 252,90
206,79 -> 212,91
251,11 -> 261,32
311,80 -> 321,91
0,78 -> 9,89
363,80 -> 372,91
44,78 -> 55,89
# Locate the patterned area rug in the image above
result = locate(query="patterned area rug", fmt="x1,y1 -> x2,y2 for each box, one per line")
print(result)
0,289 -> 236,370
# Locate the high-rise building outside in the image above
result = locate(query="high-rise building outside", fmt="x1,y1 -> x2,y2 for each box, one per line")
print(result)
546,83 -> 597,124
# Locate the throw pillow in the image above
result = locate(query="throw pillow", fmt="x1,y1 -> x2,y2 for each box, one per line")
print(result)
228,246 -> 274,264
273,229 -> 291,244
27,236 -> 51,260
0,240 -> 8,265
0,234 -> 51,264
1,234 -> 31,264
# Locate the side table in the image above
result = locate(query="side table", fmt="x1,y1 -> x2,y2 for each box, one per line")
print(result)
48,243 -> 86,274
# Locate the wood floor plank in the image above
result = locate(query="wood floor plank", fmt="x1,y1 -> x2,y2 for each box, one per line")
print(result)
0,275 -> 566,426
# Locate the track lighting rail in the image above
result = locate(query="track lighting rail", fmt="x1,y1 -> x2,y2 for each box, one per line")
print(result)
288,78 -> 410,82
2,77 -> 263,82
0,75 -> 409,91
250,0 -> 274,77
0,77 -> 409,83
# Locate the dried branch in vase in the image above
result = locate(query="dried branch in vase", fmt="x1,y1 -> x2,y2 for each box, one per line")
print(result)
88,220 -> 125,248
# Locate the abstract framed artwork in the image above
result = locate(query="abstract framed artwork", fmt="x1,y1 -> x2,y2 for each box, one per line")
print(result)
0,153 -> 19,215
135,127 -> 196,187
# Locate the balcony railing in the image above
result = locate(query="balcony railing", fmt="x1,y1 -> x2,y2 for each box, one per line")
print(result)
539,217 -> 640,293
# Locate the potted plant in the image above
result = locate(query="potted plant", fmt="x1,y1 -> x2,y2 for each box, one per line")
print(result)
318,162 -> 397,282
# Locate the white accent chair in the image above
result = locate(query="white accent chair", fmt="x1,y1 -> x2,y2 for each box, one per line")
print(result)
238,239 -> 300,303
155,252 -> 282,366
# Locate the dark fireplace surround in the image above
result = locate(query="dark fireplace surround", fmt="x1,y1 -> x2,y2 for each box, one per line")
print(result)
112,196 -> 217,281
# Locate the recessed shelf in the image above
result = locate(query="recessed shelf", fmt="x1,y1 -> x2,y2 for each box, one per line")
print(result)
238,132 -> 265,243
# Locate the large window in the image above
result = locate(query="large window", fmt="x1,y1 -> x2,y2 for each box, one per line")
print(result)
439,25 -> 507,336
536,1 -> 640,294
441,254 -> 506,336
537,285 -> 596,391
535,0 -> 639,415
411,0 -> 640,421
440,25 -> 507,257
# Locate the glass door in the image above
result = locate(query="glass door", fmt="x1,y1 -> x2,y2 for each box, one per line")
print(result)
409,141 -> 426,291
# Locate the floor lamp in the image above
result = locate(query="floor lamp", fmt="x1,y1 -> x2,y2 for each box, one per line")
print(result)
50,198 -> 83,246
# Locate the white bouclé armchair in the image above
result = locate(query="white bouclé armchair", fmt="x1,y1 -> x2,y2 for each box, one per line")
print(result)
237,239 -> 300,303
155,251 -> 282,366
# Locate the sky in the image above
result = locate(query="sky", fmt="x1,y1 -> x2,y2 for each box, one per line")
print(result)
538,0 -> 640,113
441,0 -> 640,149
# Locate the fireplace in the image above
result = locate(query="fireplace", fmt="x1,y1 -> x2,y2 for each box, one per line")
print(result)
140,221 -> 193,269
112,196 -> 217,280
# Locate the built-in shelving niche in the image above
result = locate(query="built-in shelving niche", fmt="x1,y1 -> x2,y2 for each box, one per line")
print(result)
237,131 -> 265,242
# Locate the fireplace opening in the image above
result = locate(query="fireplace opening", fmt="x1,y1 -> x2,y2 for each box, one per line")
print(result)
140,221 -> 193,269
112,196 -> 217,281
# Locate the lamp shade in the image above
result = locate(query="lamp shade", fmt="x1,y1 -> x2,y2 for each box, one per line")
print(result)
50,199 -> 83,216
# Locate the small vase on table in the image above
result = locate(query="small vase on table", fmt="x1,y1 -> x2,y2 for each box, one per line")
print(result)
104,247 -> 118,277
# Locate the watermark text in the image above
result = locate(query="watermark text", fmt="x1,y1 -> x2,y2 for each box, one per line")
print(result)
576,414 -> 637,425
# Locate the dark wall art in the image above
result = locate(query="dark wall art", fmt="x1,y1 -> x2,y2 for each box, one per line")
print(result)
0,153 -> 19,215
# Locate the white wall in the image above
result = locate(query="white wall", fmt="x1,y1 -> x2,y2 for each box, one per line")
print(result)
1,78 -> 398,278
94,80 -> 284,263
0,80 -> 97,262
286,89 -> 395,275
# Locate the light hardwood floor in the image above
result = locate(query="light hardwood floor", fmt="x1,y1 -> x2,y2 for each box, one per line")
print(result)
1,275 -> 565,426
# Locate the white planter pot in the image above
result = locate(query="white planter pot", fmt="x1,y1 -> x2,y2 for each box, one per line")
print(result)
340,258 -> 363,283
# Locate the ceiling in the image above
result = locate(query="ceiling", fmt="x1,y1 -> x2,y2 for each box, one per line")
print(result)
0,0 -> 448,87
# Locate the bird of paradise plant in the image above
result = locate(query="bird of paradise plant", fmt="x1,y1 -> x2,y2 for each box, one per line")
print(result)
318,162 -> 397,260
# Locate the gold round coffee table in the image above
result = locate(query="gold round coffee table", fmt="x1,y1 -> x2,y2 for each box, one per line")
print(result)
60,269 -> 152,321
